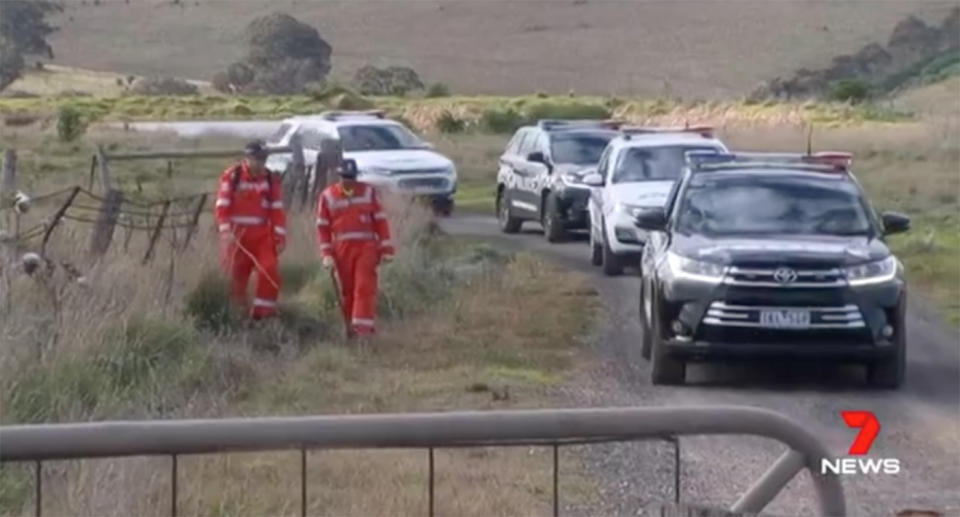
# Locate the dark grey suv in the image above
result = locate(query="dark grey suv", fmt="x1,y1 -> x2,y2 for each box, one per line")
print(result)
496,120 -> 620,242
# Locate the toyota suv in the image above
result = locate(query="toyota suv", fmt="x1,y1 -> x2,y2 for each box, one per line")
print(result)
496,119 -> 620,241
583,126 -> 728,275
634,151 -> 910,387
266,110 -> 458,214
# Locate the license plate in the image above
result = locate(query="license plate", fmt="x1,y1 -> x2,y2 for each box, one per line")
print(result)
759,309 -> 811,329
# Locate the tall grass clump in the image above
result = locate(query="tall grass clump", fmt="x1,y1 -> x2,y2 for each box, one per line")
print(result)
436,110 -> 467,133
523,100 -> 611,121
480,107 -> 525,133
56,105 -> 87,142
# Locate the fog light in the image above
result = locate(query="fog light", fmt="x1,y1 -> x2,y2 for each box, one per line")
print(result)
615,227 -> 639,244
882,325 -> 894,338
671,320 -> 689,336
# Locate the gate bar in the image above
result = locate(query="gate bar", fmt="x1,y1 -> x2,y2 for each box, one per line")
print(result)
0,406 -> 845,516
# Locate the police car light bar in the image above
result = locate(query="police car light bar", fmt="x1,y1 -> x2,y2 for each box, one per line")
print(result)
537,119 -> 623,130
687,151 -> 853,171
321,110 -> 386,121
621,125 -> 715,139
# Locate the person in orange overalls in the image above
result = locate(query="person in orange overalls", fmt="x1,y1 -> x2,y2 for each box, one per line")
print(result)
215,141 -> 286,319
316,159 -> 394,338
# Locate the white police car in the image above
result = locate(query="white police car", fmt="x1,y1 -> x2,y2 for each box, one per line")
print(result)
583,126 -> 728,275
266,110 -> 458,214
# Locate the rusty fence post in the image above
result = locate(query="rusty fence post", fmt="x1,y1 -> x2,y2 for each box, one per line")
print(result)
181,194 -> 207,251
41,187 -> 81,256
143,201 -> 170,264
282,136 -> 305,211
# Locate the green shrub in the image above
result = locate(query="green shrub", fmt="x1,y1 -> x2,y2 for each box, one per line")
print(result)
480,107 -> 525,133
280,262 -> 321,295
94,319 -> 197,394
185,270 -> 236,331
829,79 -> 872,104
435,110 -> 466,133
56,105 -> 87,142
524,101 -> 611,121
426,82 -> 451,98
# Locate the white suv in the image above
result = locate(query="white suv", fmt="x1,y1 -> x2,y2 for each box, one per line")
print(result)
266,110 -> 458,214
583,127 -> 728,275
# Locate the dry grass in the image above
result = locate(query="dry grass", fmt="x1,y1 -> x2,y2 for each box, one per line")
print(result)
43,1 -> 957,97
0,126 -> 600,515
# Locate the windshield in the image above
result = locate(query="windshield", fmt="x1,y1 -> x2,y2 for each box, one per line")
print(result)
613,145 -> 719,183
676,176 -> 874,236
550,132 -> 615,165
338,124 -> 425,152
267,123 -> 293,145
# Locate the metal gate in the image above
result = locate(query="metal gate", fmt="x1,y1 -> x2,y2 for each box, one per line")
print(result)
0,405 -> 846,516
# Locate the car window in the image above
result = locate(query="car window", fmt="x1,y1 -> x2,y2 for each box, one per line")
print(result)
516,130 -> 537,156
267,123 -> 293,145
613,145 -> 721,183
337,124 -> 425,152
549,133 -> 616,165
596,146 -> 613,179
676,176 -> 874,237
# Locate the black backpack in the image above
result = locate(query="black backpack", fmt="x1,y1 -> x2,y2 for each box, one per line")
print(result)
228,165 -> 276,205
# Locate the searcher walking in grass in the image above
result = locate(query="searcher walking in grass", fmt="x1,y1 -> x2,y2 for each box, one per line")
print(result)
316,159 -> 394,340
214,141 -> 287,320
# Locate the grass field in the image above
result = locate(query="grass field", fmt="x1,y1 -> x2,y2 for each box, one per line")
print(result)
0,125 -> 602,514
42,0 -> 957,97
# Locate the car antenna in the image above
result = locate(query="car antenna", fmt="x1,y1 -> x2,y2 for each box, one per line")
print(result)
806,123 -> 814,155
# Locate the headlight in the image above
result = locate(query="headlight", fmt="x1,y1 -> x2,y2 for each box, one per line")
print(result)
845,256 -> 897,286
667,251 -> 727,283
561,173 -> 584,186
362,166 -> 393,176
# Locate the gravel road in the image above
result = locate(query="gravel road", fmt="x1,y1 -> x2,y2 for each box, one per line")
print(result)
441,214 -> 960,517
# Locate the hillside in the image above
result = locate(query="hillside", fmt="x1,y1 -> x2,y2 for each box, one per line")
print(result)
45,0 -> 957,97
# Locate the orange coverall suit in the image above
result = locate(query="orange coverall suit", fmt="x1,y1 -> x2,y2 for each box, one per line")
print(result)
215,163 -> 286,318
316,182 -> 394,335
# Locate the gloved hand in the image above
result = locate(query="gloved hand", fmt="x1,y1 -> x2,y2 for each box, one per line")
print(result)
322,256 -> 335,269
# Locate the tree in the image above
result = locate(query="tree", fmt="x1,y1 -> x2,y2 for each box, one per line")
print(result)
0,1 -> 62,91
0,1 -> 62,57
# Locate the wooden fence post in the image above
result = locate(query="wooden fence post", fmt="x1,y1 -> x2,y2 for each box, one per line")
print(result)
1,150 -> 18,313
282,135 -> 306,211
88,154 -> 98,190
41,187 -> 81,256
90,149 -> 123,255
315,138 -> 341,206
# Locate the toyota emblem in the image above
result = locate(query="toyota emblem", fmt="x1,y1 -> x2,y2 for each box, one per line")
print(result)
773,267 -> 798,284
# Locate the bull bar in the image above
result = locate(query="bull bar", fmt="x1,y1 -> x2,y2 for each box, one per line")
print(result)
0,405 -> 846,516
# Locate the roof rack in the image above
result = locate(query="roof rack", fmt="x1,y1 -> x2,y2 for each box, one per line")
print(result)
621,125 -> 715,139
687,151 -> 853,172
320,110 -> 386,121
537,119 -> 623,130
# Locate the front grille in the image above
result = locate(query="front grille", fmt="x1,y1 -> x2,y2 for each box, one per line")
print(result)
397,177 -> 449,190
724,266 -> 846,288
702,301 -> 864,329
392,168 -> 449,175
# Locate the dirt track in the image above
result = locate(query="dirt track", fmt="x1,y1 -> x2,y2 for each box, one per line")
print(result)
441,214 -> 960,516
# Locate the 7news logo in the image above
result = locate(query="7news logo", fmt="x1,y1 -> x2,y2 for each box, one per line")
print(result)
821,411 -> 901,475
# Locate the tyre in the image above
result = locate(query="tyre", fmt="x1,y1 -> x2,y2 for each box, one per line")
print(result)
867,298 -> 906,389
639,278 -> 652,360
650,288 -> 685,385
432,198 -> 454,217
542,192 -> 566,243
497,190 -> 522,234
589,227 -> 603,266
601,224 -> 624,276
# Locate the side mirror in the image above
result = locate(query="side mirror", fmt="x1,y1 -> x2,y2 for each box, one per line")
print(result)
582,173 -> 604,187
634,208 -> 667,232
527,151 -> 547,164
421,141 -> 435,150
881,211 -> 910,235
